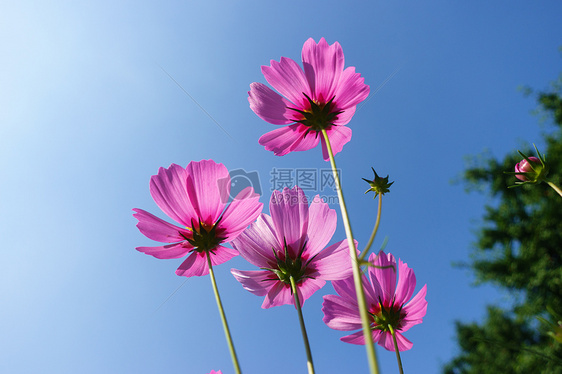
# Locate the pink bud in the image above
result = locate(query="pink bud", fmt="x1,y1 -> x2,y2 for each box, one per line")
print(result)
514,156 -> 540,181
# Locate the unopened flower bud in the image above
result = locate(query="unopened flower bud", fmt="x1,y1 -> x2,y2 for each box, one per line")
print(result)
362,168 -> 394,198
514,157 -> 540,181
514,155 -> 548,184
507,145 -> 550,188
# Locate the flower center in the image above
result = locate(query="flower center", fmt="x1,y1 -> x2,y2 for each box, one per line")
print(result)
180,218 -> 226,254
263,239 -> 318,284
287,93 -> 343,132
369,299 -> 406,332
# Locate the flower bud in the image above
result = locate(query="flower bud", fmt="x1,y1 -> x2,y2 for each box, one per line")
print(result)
514,155 -> 548,183
362,168 -> 394,198
514,157 -> 540,181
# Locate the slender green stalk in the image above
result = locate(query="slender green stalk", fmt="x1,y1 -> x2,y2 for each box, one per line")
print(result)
546,181 -> 562,198
389,326 -> 405,374
321,129 -> 380,374
360,194 -> 383,261
289,276 -> 315,374
206,252 -> 242,374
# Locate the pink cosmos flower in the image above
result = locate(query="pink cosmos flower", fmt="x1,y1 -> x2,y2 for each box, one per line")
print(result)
208,371 -> 222,374
514,156 -> 541,181
133,160 -> 263,277
230,186 -> 354,308
322,251 -> 427,351
249,37 -> 370,161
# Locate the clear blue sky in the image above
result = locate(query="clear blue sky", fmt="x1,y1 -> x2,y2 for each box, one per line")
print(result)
1,1 -> 561,373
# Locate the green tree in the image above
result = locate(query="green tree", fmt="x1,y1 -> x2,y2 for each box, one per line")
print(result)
444,77 -> 562,373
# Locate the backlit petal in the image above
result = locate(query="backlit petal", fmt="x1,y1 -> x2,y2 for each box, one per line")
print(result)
230,214 -> 280,268
248,82 -> 296,125
296,277 -> 326,307
341,329 -> 384,345
369,251 -> 397,304
320,125 -> 352,161
262,281 -> 293,309
308,239 -> 354,280
394,259 -> 416,306
136,242 -> 191,260
269,186 -> 309,256
301,37 -> 345,102
133,208 -> 191,243
322,294 -> 362,331
218,187 -> 263,240
185,160 -> 230,226
175,246 -> 238,277
333,66 -> 370,110
305,195 -> 337,256
262,57 -> 311,106
149,164 -> 196,227
231,269 -> 273,297
259,124 -> 316,157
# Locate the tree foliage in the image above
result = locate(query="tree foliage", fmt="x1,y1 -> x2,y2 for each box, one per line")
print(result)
444,77 -> 562,373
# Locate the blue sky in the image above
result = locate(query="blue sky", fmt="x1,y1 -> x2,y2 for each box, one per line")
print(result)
1,1 -> 561,373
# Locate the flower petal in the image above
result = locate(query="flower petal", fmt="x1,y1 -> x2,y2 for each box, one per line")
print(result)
269,186 -> 309,256
175,246 -> 238,277
295,277 -> 326,307
403,284 -> 428,323
218,187 -> 263,240
259,123 -> 319,157
288,127 -> 321,152
305,195 -> 337,256
136,242 -> 192,260
175,251 -> 207,277
369,251 -> 397,304
261,56 -> 311,106
332,273 -> 377,307
149,163 -> 196,227
378,330 -> 413,352
231,269 -> 274,297
262,281 -> 293,309
320,125 -> 352,161
341,329 -> 384,345
308,239 -> 355,280
301,37 -> 345,102
248,82 -> 296,125
322,294 -> 363,331
332,103 -> 356,126
394,259 -> 416,306
333,66 -> 370,110
230,213 -> 280,268
133,208 -> 190,243
185,160 -> 230,226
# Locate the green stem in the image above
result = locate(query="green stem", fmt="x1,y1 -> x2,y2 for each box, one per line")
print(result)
320,129 -> 380,374
546,181 -> 562,198
289,276 -> 315,374
389,325 -> 405,374
206,252 -> 242,374
360,194 -> 383,261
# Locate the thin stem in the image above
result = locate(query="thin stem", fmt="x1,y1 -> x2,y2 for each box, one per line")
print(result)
546,181 -> 562,198
389,326 -> 405,374
289,276 -> 315,374
320,129 -> 380,374
360,194 -> 383,261
206,252 -> 242,374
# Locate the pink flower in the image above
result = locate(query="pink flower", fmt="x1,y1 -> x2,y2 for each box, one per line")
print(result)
133,160 -> 263,277
208,371 -> 222,374
322,251 -> 427,351
249,37 -> 370,161
514,156 -> 541,181
230,186 -> 354,308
